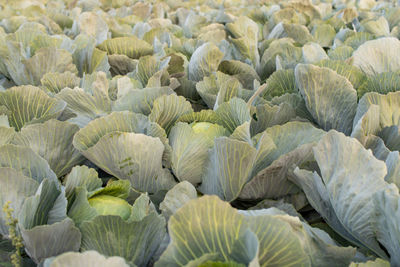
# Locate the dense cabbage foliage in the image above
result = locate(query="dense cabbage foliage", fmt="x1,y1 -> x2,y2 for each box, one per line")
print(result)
0,0 -> 400,266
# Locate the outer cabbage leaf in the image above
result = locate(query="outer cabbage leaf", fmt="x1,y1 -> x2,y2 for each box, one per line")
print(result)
80,209 -> 166,266
23,47 -> 77,86
169,122 -> 228,184
155,196 -> 259,267
292,131 -> 389,259
149,94 -> 193,133
0,85 -> 66,131
0,168 -> 38,236
12,120 -> 85,177
0,144 -> 57,183
74,132 -> 175,193
188,42 -> 224,82
159,181 -> 197,220
21,218 -> 81,264
74,12 -> 109,45
352,37 -> 400,75
40,72 -> 81,94
73,35 -> 110,76
97,36 -> 153,59
55,72 -> 111,127
73,111 -> 171,167
295,64 -> 357,135
373,185 -> 400,265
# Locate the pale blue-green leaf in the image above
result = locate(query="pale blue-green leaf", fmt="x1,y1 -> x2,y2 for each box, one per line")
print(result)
0,85 -> 66,131
0,168 -> 38,236
293,131 -> 389,259
159,181 -> 197,220
75,132 -> 176,193
215,98 -> 251,133
239,143 -> 313,200
188,42 -> 224,82
169,122 -> 227,184
80,213 -> 166,266
295,64 -> 357,135
302,42 -> 328,64
113,87 -> 175,115
64,166 -> 102,200
352,37 -> 400,75
155,196 -> 259,267
12,120 -> 85,177
21,218 -> 81,264
0,144 -> 57,183
200,137 -> 257,202
149,94 -> 193,133
372,185 -> 400,265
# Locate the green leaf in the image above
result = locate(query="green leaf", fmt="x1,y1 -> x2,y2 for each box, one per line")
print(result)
226,16 -> 259,67
64,166 -> 102,201
352,37 -> 400,75
73,111 -> 171,167
361,16 -> 390,37
312,24 -> 336,47
349,258 -> 390,267
373,185 -> 400,265
241,211 -> 310,266
108,54 -> 137,76
295,64 -> 357,135
301,42 -> 328,64
357,72 -> 400,97
136,55 -> 169,87
292,131 -> 389,259
215,98 -> 251,133
0,126 -> 15,146
198,261 -> 245,267
177,110 -> 220,125
200,137 -> 257,202
261,121 -> 325,166
344,32 -> 374,49
80,213 -> 166,266
314,59 -> 365,89
21,218 -> 81,264
0,144 -> 57,183
97,36 -> 153,59
188,42 -> 224,82
159,181 -> 197,220
113,86 -> 175,115
155,196 -> 259,267
40,72 -> 81,94
24,48 -> 77,86
19,179 -> 64,229
149,94 -> 193,133
260,69 -> 297,100
75,131 -> 176,193
12,120 -> 85,177
55,72 -> 111,127
260,38 -> 302,79
169,122 -> 228,184
250,102 -> 296,135
73,35 -> 110,76
0,168 -> 38,236
0,85 -> 66,131
217,60 -> 260,89
76,12 -> 109,45
328,46 -> 354,61
239,143 -> 312,200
